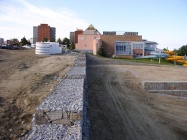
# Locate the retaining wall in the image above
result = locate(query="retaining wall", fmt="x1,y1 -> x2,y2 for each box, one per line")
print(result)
24,54 -> 89,140
143,81 -> 187,96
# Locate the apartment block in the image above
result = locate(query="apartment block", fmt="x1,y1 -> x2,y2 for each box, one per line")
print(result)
70,32 -> 75,44
33,24 -> 56,43
50,27 -> 56,41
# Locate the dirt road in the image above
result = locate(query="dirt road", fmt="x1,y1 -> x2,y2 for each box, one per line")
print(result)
0,49 -> 74,139
88,63 -> 187,140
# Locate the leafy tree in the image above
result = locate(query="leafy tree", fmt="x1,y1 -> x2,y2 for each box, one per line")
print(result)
57,38 -> 62,44
97,46 -> 105,56
20,37 -> 30,46
62,37 -> 70,48
43,38 -> 48,42
70,43 -> 75,50
50,37 -> 55,42
176,45 -> 187,56
163,48 -> 168,51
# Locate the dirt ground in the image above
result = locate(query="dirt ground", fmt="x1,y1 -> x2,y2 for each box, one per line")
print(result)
0,49 -> 74,140
87,63 -> 187,140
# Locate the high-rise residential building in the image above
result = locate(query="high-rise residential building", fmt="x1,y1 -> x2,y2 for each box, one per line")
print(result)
33,26 -> 38,44
38,24 -> 50,42
50,27 -> 56,41
0,38 -> 4,45
33,24 -> 56,43
70,32 -> 75,44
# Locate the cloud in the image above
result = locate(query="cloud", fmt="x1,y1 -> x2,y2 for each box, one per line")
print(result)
0,0 -> 89,40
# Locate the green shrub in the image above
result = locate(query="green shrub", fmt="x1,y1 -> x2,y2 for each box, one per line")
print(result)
97,46 -> 105,57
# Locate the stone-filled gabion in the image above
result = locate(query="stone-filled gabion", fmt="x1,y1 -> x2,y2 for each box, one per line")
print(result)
65,66 -> 86,79
26,122 -> 82,140
24,54 -> 89,140
37,79 -> 84,112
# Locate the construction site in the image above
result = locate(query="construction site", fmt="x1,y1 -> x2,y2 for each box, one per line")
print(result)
0,49 -> 187,140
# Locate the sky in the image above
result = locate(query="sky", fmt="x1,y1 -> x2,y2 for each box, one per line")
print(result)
0,0 -> 187,50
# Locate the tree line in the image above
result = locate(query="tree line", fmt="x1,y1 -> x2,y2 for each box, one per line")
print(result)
16,37 -> 75,50
175,45 -> 187,56
164,45 -> 187,56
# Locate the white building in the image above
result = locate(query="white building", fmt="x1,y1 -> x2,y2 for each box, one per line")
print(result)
35,42 -> 62,55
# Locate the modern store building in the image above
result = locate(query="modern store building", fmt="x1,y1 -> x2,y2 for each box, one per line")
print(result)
75,24 -> 158,58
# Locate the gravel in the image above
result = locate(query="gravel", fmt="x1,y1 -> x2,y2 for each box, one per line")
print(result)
26,121 -> 82,140
37,79 -> 85,112
24,54 -> 89,140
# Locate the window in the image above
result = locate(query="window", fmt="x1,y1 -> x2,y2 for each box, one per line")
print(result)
115,42 -> 131,55
133,43 -> 143,49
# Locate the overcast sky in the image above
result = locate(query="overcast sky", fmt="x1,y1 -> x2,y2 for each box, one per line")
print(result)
0,0 -> 187,50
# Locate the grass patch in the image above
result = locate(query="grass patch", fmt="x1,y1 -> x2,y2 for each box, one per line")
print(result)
116,58 -> 176,65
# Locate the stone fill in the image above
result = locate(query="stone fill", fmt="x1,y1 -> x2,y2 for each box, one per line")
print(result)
24,54 -> 89,140
144,81 -> 187,91
25,122 -> 82,140
37,79 -> 84,112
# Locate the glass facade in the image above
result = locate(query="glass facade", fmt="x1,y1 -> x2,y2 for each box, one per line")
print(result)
145,44 -> 156,51
133,43 -> 144,49
115,42 -> 132,55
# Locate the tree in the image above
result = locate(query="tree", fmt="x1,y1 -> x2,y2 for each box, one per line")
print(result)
163,48 -> 168,51
57,38 -> 62,44
43,38 -> 48,42
50,37 -> 55,42
20,37 -> 30,46
97,46 -> 105,56
176,45 -> 187,56
70,43 -> 75,50
62,37 -> 70,48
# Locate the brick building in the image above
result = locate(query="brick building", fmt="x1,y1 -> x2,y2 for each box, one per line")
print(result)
75,24 -> 101,53
101,34 -> 142,57
75,24 -> 158,58
38,24 -> 50,42
33,24 -> 56,43
74,29 -> 83,44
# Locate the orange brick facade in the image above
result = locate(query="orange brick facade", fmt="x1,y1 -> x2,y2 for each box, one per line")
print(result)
38,24 -> 50,42
75,30 -> 83,44
101,35 -> 142,57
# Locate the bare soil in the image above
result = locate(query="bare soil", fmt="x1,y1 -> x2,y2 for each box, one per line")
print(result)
0,49 -> 74,140
87,64 -> 187,140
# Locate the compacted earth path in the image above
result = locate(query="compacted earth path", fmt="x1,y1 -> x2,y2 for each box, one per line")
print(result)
87,54 -> 187,140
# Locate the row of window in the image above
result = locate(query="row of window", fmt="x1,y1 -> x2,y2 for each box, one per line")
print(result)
116,42 -> 130,46
133,43 -> 143,48
116,45 -> 131,55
